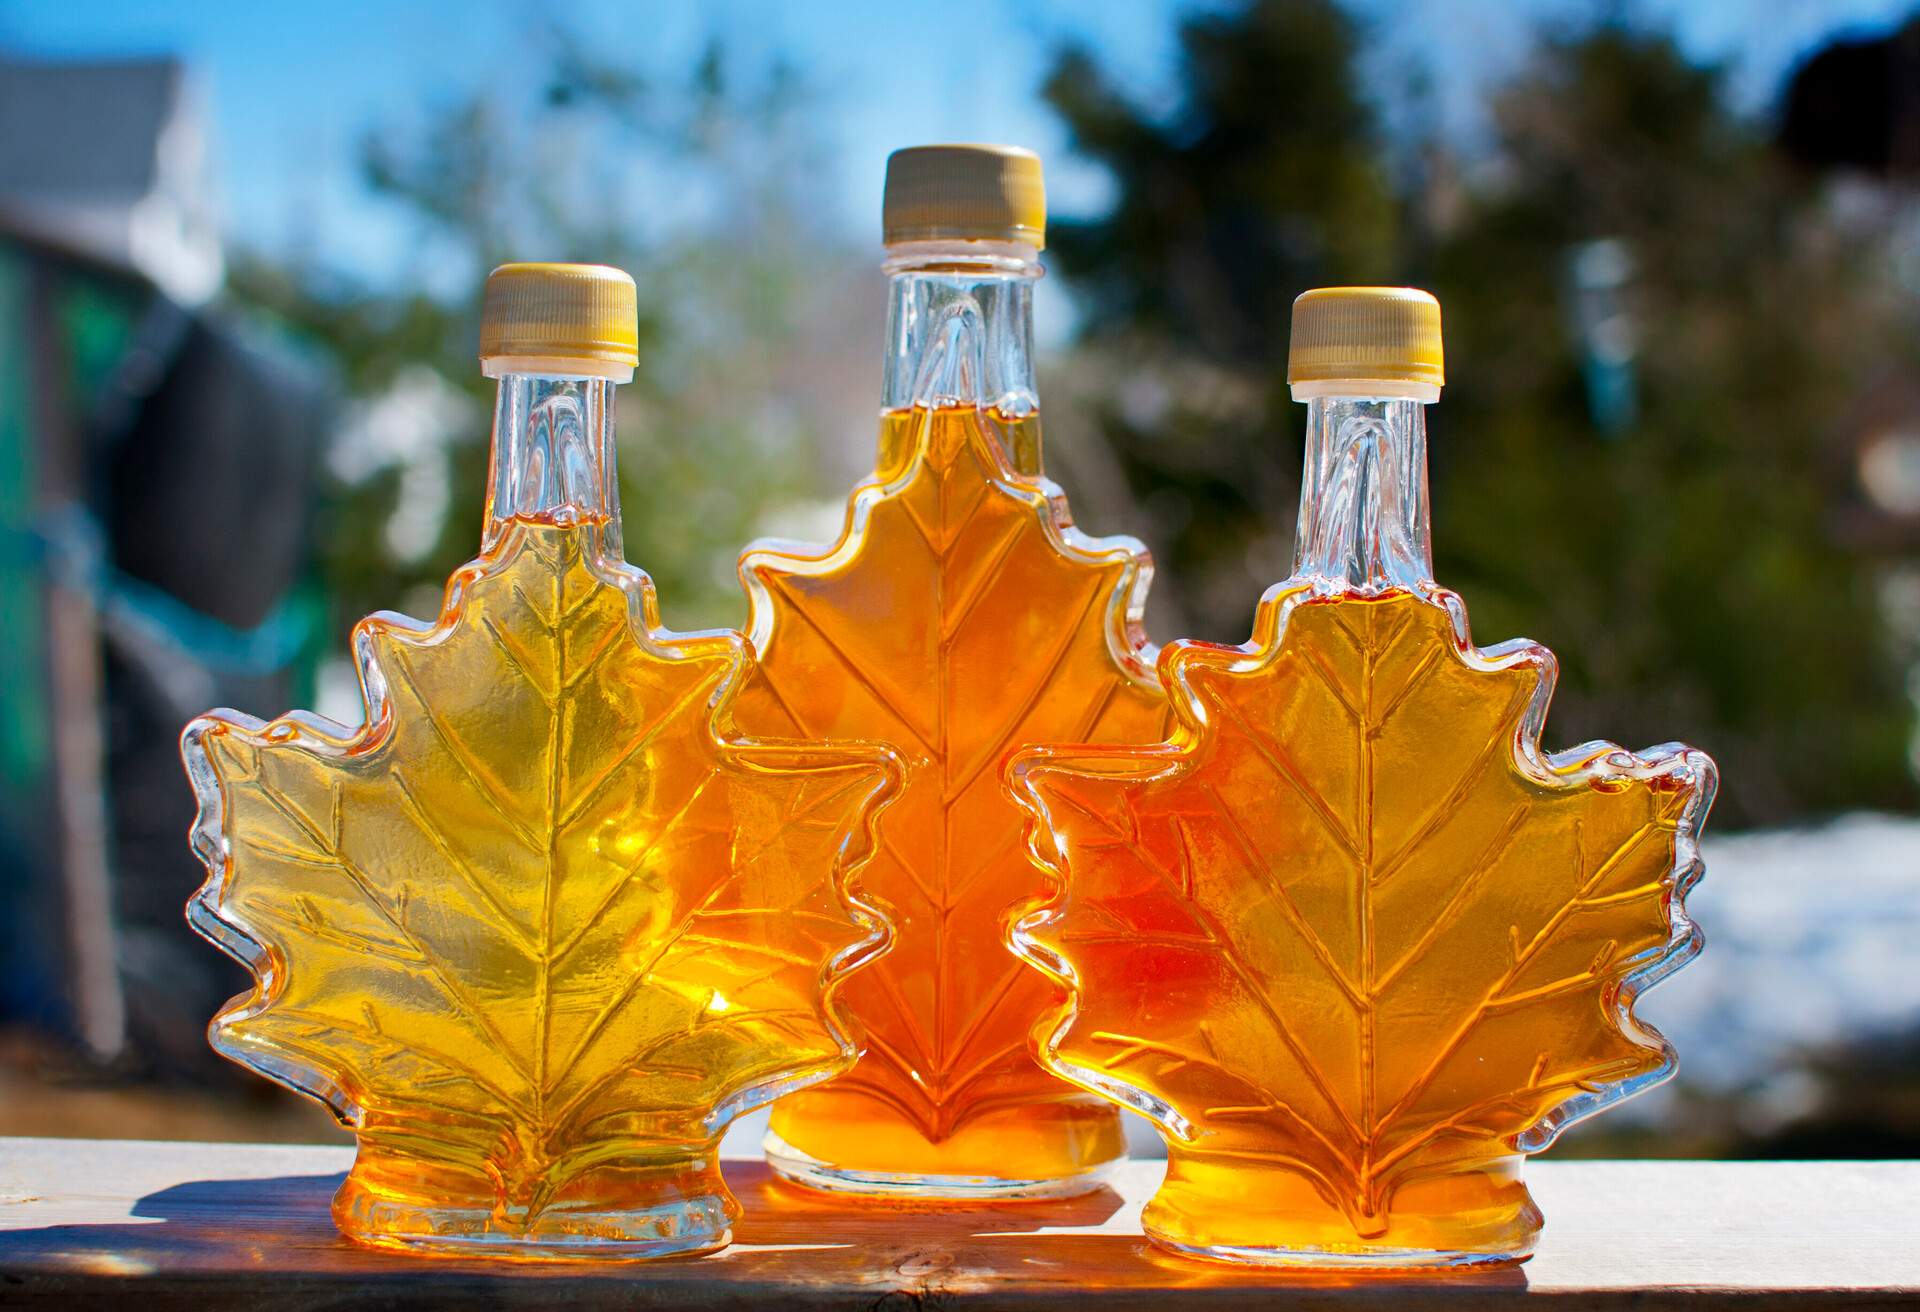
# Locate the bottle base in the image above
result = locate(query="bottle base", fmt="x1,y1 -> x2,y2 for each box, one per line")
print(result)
763,1129 -> 1121,1201
1151,1234 -> 1527,1270
334,1170 -> 734,1261
1142,1149 -> 1540,1269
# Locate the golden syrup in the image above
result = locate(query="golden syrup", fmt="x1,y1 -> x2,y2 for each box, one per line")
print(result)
186,515 -> 898,1257
1010,587 -> 1710,1260
738,405 -> 1169,1193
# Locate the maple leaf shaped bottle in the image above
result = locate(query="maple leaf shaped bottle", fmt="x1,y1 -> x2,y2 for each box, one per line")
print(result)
737,145 -> 1169,1198
181,263 -> 901,1260
1007,287 -> 1716,1266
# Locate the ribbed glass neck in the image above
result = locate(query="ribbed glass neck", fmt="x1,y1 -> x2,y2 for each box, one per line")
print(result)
482,371 -> 622,558
1293,395 -> 1433,594
881,242 -> 1041,419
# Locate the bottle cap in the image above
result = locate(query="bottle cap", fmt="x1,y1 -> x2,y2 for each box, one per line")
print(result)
1288,287 -> 1444,391
883,144 -> 1046,249
479,263 -> 639,374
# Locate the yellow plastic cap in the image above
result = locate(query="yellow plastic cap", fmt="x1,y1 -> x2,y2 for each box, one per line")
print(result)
883,144 -> 1046,249
1288,286 -> 1444,389
478,263 -> 639,371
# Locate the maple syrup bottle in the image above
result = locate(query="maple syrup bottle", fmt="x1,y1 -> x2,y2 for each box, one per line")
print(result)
181,263 -> 900,1260
1008,287 -> 1716,1265
738,145 -> 1168,1197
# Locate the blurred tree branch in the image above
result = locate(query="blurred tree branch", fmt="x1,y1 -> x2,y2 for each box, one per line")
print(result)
229,25 -> 855,642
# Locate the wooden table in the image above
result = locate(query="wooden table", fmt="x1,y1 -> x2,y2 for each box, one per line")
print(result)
1,1138 -> 1915,1307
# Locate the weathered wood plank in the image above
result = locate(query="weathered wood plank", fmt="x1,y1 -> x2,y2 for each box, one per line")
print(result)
1,1138 -> 1916,1308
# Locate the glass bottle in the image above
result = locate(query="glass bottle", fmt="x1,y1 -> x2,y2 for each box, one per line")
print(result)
737,145 -> 1168,1197
1008,287 -> 1716,1265
181,263 -> 901,1259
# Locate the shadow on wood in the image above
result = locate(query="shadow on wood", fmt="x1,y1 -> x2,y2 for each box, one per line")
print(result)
11,1142 -> 1920,1305
0,1153 -> 1532,1307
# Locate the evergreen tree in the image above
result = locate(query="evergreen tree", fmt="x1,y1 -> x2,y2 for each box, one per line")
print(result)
1427,25 -> 1915,826
1042,0 -> 1397,635
1045,4 -> 1915,825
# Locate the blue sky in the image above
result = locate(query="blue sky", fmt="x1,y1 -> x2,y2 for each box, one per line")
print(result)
2,0 -> 1914,285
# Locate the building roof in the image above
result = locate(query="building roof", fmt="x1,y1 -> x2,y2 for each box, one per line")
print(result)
0,56 -> 222,303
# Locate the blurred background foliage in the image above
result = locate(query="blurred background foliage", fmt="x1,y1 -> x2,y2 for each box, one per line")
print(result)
232,28 -> 866,641
226,3 -> 1920,831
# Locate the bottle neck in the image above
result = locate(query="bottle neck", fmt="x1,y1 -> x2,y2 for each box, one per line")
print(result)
1292,394 -> 1433,594
881,241 -> 1041,419
482,370 -> 623,558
